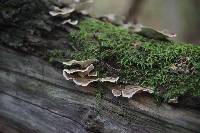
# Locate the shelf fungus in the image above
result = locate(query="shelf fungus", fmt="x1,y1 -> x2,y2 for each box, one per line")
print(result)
123,24 -> 176,40
49,0 -> 93,26
135,26 -> 176,40
62,19 -> 78,25
62,59 -> 153,98
110,85 -> 153,98
49,6 -> 75,17
63,59 -> 119,86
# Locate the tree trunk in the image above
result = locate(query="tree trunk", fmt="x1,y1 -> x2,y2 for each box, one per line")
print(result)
0,0 -> 200,133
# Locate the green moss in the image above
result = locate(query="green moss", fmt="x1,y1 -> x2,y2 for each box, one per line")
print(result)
69,18 -> 200,102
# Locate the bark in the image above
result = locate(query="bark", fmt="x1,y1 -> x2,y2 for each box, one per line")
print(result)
0,0 -> 200,133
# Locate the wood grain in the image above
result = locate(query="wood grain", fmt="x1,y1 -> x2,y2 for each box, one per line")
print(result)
0,46 -> 200,133
0,0 -> 200,132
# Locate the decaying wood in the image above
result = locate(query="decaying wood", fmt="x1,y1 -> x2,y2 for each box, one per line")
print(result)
1,44 -> 200,133
0,0 -> 200,133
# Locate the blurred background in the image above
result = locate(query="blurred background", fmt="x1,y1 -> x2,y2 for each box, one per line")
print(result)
83,0 -> 200,44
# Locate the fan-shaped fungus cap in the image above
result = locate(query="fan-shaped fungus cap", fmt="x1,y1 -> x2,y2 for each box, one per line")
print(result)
49,6 -> 75,16
63,59 -> 119,86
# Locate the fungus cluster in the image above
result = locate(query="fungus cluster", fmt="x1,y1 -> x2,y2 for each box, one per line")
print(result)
49,0 -> 93,25
110,85 -> 153,98
49,5 -> 78,25
48,1 -> 196,103
63,59 -> 119,86
62,59 -> 155,99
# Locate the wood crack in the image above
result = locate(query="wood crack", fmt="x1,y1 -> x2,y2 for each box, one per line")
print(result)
0,66 -> 198,133
0,90 -> 85,130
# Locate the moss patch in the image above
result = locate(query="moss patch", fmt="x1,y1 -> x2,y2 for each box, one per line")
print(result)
68,18 -> 200,102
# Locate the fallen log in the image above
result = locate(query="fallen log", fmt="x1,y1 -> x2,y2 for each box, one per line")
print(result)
0,0 -> 200,132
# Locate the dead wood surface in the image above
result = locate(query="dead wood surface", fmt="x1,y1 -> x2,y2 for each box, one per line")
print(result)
0,0 -> 200,132
1,43 -> 200,133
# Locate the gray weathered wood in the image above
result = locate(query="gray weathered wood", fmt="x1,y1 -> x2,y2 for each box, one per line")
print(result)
0,0 -> 200,132
0,45 -> 200,133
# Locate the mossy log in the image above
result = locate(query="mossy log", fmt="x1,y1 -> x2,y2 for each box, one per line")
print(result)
69,19 -> 200,102
0,0 -> 200,133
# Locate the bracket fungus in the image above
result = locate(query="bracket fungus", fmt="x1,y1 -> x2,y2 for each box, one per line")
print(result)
63,59 -> 97,68
66,19 -> 200,102
49,0 -> 95,26
63,59 -> 119,86
135,26 -> 176,40
110,85 -> 153,98
49,6 -> 75,17
60,18 -> 175,99
62,19 -> 78,25
62,59 -> 153,99
49,6 -> 78,26
123,23 -> 176,40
